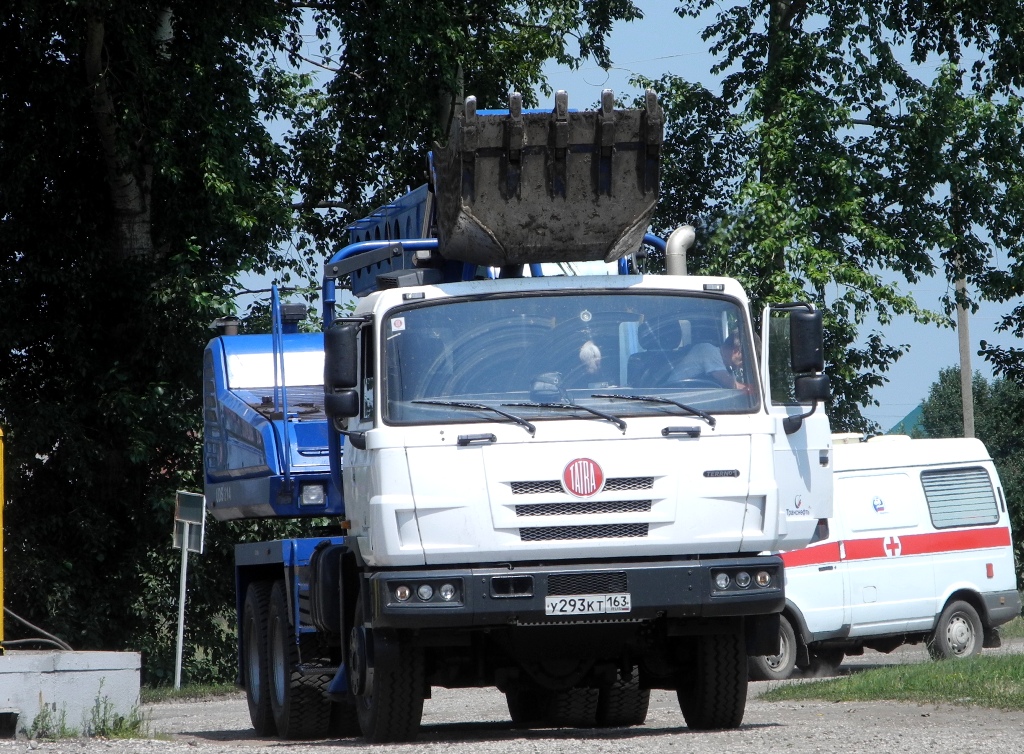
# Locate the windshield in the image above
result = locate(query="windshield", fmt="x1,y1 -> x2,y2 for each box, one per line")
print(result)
382,291 -> 760,425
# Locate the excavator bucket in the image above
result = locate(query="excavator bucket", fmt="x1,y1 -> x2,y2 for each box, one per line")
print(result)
431,90 -> 663,267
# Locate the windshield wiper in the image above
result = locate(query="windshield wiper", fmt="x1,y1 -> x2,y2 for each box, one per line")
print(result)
412,400 -> 536,436
503,401 -> 627,433
591,393 -> 716,428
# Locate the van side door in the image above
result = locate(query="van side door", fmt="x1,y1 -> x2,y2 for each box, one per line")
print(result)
837,472 -> 935,636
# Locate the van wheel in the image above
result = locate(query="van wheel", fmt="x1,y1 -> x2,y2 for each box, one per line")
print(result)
242,581 -> 276,737
677,633 -> 747,730
748,615 -> 796,681
928,600 -> 983,660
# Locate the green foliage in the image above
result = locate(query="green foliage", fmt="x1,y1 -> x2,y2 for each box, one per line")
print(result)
919,367 -> 1024,591
642,2 -> 1024,431
760,654 -> 1024,710
86,693 -> 148,739
27,704 -> 73,740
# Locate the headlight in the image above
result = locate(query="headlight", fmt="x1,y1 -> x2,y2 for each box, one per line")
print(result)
417,584 -> 434,601
755,571 -> 772,588
735,571 -> 751,588
395,585 -> 411,601
439,583 -> 456,601
714,572 -> 731,590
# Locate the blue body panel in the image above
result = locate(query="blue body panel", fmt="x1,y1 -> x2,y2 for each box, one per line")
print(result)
203,331 -> 342,520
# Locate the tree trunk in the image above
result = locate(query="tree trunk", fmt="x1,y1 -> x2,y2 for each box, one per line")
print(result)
84,16 -> 155,261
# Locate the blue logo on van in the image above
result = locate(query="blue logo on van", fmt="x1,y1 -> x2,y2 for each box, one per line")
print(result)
872,496 -> 885,513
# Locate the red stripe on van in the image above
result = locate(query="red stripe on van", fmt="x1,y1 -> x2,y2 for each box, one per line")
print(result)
782,541 -> 841,567
865,526 -> 1012,559
781,527 -> 1011,567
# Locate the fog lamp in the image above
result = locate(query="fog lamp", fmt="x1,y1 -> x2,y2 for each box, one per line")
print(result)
439,583 -> 456,602
395,585 -> 411,601
300,484 -> 326,507
417,584 -> 434,601
714,572 -> 731,590
755,571 -> 772,588
736,571 -> 751,588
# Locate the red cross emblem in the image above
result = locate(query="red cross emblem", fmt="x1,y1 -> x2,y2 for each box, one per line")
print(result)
884,536 -> 902,557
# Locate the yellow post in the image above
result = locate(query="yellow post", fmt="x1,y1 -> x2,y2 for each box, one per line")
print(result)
0,426 -> 5,651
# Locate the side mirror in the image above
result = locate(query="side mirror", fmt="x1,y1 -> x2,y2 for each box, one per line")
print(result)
325,390 -> 360,420
790,309 -> 824,374
324,321 -> 359,389
794,373 -> 830,403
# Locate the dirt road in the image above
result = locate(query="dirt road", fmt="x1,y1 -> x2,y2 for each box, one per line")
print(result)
2,640 -> 1021,754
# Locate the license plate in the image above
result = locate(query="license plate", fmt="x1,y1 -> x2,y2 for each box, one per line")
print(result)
544,593 -> 631,616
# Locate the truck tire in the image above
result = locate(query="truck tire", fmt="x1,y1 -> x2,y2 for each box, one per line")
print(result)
748,615 -> 797,681
350,596 -> 425,742
242,581 -> 276,737
597,668 -> 650,727
546,687 -> 599,727
267,581 -> 332,739
328,702 -> 361,738
677,633 -> 747,730
927,600 -> 983,660
505,687 -> 546,726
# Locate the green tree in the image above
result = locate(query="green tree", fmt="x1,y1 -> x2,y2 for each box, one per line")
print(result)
919,367 -> 1024,591
0,0 -> 638,683
639,2 -> 1024,432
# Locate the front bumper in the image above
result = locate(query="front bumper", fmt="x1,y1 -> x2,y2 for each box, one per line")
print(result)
366,555 -> 785,629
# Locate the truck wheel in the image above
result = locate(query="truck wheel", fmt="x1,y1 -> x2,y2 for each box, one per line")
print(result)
927,600 -> 983,660
546,687 -> 599,727
350,596 -> 425,742
328,702 -> 361,738
267,581 -> 332,739
242,581 -> 276,737
597,668 -> 650,727
677,633 -> 747,730
505,687 -> 546,726
748,615 -> 797,681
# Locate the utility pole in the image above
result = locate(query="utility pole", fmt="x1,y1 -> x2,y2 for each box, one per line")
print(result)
955,276 -> 975,438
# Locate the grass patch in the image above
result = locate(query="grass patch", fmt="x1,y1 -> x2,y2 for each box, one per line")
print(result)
760,654 -> 1024,710
999,614 -> 1024,640
141,683 -> 240,705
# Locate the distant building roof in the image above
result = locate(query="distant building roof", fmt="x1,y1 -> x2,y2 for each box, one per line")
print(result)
888,403 -> 924,436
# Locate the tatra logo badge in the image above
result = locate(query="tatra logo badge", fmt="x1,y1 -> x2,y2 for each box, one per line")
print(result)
563,458 -> 604,498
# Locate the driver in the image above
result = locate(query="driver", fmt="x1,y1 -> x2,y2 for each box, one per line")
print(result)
668,331 -> 746,389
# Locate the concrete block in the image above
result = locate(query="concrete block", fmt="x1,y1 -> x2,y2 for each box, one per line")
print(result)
0,651 -> 141,737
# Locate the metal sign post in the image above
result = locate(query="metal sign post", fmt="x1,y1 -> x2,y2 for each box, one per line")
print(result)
172,491 -> 206,689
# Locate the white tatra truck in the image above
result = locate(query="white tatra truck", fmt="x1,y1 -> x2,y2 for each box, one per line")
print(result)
202,90 -> 833,742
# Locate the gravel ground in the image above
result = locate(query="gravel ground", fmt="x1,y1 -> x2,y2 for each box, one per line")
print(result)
2,640 -> 1021,754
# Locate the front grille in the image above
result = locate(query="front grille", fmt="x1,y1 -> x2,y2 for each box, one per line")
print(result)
519,523 -> 649,541
548,571 -> 628,595
516,500 -> 652,517
511,477 -> 654,495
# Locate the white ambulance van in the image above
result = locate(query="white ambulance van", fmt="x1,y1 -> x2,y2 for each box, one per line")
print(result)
750,434 -> 1022,680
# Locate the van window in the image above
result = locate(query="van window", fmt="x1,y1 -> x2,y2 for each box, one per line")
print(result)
837,473 -> 919,532
921,467 -> 999,529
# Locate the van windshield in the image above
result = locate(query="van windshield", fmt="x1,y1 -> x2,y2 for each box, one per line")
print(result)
382,291 -> 760,425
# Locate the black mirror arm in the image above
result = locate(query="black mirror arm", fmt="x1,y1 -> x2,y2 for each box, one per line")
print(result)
783,401 -> 818,435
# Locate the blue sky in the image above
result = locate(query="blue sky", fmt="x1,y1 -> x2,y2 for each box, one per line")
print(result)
539,3 -> 1019,431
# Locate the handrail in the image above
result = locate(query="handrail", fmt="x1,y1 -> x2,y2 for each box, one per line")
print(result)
270,286 -> 292,488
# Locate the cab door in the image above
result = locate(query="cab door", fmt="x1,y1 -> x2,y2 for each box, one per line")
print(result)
761,305 -> 833,550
